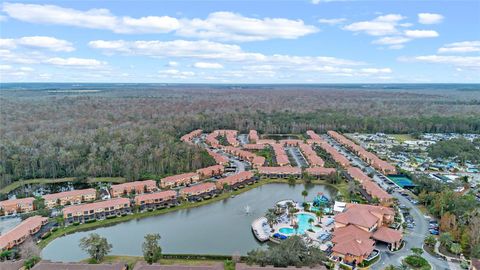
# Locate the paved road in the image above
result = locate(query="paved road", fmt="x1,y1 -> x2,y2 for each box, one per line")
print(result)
325,134 -> 450,270
286,147 -> 307,168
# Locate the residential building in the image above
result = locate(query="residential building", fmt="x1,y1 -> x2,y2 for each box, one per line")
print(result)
110,180 -> 157,197
257,166 -> 301,178
305,167 -> 336,177
242,143 -> 265,150
272,143 -> 290,166
216,171 -> 255,189
346,167 -> 392,205
180,129 -> 203,144
135,190 -> 177,210
299,143 -> 324,167
252,156 -> 266,168
206,149 -> 229,165
0,216 -> 48,251
0,197 -> 35,215
248,130 -> 259,143
335,203 -> 395,232
236,263 -> 326,270
160,173 -> 200,189
196,165 -> 224,179
43,188 -> 96,208
279,139 -> 303,146
63,197 -> 131,225
179,182 -> 218,201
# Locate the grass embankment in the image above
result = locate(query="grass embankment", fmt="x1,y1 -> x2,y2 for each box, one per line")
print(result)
85,255 -> 226,269
38,178 -> 344,249
0,177 -> 127,194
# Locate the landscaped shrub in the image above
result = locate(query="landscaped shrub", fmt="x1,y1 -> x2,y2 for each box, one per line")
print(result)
404,255 -> 430,269
106,215 -> 117,219
85,219 -> 96,223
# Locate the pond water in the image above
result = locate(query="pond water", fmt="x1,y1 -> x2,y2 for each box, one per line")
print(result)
41,183 -> 336,262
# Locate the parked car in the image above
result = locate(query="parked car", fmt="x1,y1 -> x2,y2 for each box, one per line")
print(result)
429,229 -> 439,235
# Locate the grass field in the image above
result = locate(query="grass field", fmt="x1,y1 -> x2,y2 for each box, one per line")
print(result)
85,255 -> 229,269
0,177 -> 127,194
389,134 -> 415,143
38,178 -> 343,249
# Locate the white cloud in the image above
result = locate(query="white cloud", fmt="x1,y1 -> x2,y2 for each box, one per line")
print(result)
44,57 -> 106,68
418,13 -> 444,25
176,11 -> 318,42
3,3 -> 318,41
0,15 -> 7,21
193,62 -> 224,69
343,14 -> 405,36
404,30 -> 439,38
167,61 -> 179,67
373,36 -> 411,45
0,36 -> 74,52
438,41 -> 480,53
400,55 -> 480,69
89,39 -> 363,67
318,18 -> 346,25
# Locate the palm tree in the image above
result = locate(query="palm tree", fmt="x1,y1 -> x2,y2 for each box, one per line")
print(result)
450,243 -> 462,255
301,190 -> 308,203
315,211 -> 323,223
265,208 -> 277,231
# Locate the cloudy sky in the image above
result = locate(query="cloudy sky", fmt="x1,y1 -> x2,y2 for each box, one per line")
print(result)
0,0 -> 479,83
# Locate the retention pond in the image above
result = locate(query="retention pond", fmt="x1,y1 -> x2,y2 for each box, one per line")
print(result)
41,183 -> 336,262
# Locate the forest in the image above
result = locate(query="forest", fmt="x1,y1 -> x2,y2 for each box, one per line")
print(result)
1,84 -> 479,188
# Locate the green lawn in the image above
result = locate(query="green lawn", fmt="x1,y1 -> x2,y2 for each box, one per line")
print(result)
38,178 -> 342,249
389,134 -> 415,143
0,177 -> 127,194
85,255 -> 229,269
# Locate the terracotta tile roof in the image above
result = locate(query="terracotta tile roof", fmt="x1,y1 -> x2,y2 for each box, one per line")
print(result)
346,167 -> 371,183
279,139 -> 303,146
306,130 -> 322,141
248,130 -> 259,143
256,139 -> 276,145
111,180 -> 157,193
32,261 -> 126,270
332,238 -> 375,257
206,150 -> 229,165
346,167 -> 392,201
217,171 -> 254,186
372,226 -> 403,244
43,188 -> 96,201
196,165 -> 224,176
332,225 -> 372,244
335,203 -> 394,229
327,130 -> 396,173
252,156 -> 265,167
135,190 -> 177,202
63,197 -> 130,216
299,143 -> 324,167
180,183 -> 216,195
258,166 -> 301,175
0,216 -> 48,250
161,173 -> 199,185
305,167 -> 336,176
0,197 -> 35,209
242,144 -> 265,150
180,129 -> 203,144
223,147 -> 256,161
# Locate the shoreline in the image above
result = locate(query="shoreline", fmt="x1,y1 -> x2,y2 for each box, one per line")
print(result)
39,178 -> 344,250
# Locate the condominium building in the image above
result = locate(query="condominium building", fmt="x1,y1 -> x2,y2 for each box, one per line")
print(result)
160,173 -> 200,189
43,188 -> 96,208
110,180 -> 157,197
0,197 -> 35,216
0,216 -> 48,251
134,190 -> 177,210
179,183 -> 218,201
63,197 -> 131,225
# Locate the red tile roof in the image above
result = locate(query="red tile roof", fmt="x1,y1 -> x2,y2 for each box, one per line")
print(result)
332,224 -> 372,244
180,129 -> 203,144
196,165 -> 224,176
0,216 -> 48,250
133,262 -> 224,270
180,183 -> 216,195
63,197 -> 130,217
43,188 -> 96,201
32,261 -> 126,270
0,197 -> 34,209
335,203 -> 394,229
216,171 -> 254,187
258,166 -> 301,175
161,173 -> 199,185
135,190 -> 177,203
248,130 -> 259,143
305,167 -> 336,176
206,149 -> 229,165
332,238 -> 375,257
111,180 -> 157,193
372,226 -> 403,244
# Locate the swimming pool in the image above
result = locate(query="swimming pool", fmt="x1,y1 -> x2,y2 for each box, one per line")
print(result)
278,213 -> 317,235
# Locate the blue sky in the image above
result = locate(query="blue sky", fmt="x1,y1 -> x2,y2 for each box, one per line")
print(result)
0,0 -> 479,83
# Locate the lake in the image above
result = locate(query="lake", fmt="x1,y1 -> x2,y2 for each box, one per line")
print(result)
41,183 -> 336,262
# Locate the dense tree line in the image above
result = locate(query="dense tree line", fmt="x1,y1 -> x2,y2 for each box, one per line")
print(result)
1,85 -> 479,188
427,138 -> 480,163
